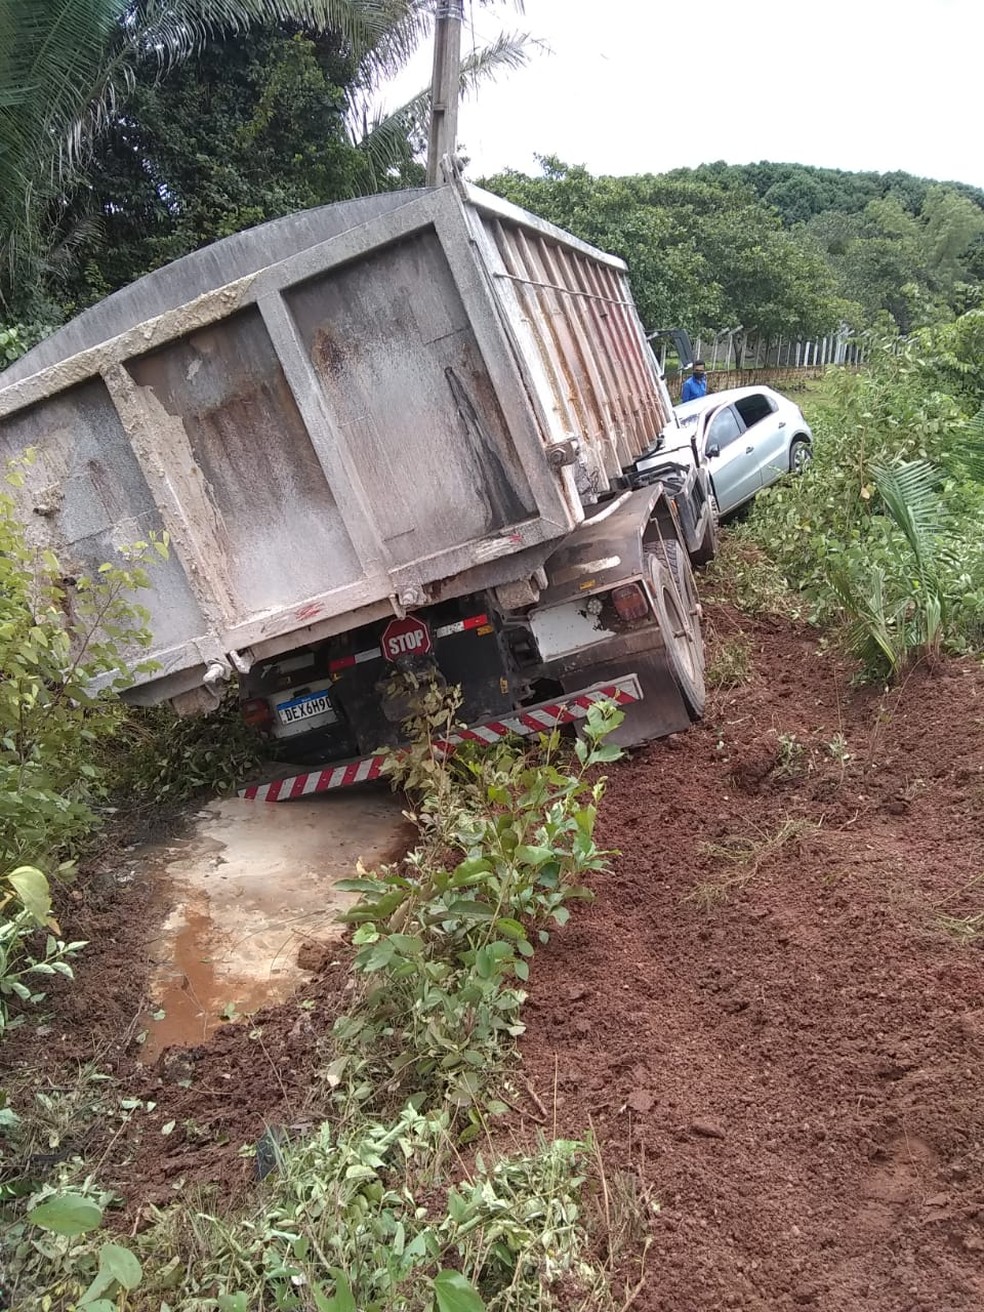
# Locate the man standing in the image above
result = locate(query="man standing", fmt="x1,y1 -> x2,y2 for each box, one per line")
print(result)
680,360 -> 708,403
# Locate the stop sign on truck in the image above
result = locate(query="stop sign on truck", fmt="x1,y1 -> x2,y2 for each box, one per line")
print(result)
381,616 -> 433,662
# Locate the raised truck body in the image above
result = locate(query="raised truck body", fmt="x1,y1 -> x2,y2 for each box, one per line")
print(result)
0,180 -> 716,794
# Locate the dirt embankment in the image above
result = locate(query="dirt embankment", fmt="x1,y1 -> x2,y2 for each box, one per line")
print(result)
517,602 -> 984,1312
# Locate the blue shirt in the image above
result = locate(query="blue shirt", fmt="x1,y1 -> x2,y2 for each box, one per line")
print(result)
681,374 -> 708,403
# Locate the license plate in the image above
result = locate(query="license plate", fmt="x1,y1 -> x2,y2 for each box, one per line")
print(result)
276,691 -> 336,726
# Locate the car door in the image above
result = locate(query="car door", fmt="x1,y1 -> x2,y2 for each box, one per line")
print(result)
733,392 -> 786,489
703,404 -> 759,514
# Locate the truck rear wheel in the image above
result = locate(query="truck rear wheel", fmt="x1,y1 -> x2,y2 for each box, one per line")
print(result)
646,549 -> 705,720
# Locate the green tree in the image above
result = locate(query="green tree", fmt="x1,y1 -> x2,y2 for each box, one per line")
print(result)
921,185 -> 984,291
0,1 -> 399,314
60,29 -> 378,303
482,158 -> 845,343
0,1 -> 532,317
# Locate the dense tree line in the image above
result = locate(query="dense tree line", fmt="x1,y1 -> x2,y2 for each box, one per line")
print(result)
483,159 -> 984,343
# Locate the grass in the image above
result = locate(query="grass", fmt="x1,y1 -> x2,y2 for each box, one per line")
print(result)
934,871 -> 984,943
705,632 -> 752,691
700,538 -> 795,618
686,817 -> 820,911
936,912 -> 984,943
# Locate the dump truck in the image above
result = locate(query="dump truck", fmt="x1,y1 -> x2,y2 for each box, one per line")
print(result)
0,178 -> 717,797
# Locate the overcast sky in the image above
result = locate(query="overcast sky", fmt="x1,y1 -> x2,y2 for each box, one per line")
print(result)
384,0 -> 984,189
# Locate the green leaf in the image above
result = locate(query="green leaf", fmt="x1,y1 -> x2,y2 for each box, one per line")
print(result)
447,899 -> 495,920
218,1296 -> 248,1312
97,1242 -> 142,1290
28,1192 -> 103,1235
515,845 -> 554,868
315,1271 -> 356,1312
450,857 -> 493,886
494,917 -> 527,940
6,866 -> 51,924
433,1269 -> 487,1312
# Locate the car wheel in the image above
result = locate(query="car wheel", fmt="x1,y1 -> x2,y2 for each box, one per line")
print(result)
790,439 -> 812,474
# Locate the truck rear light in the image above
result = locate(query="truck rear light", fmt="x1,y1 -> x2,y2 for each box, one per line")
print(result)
242,697 -> 273,728
611,584 -> 649,623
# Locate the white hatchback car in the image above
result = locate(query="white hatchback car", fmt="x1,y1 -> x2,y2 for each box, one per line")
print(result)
675,385 -> 813,517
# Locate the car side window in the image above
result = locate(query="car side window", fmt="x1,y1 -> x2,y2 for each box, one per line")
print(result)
734,393 -> 777,428
706,406 -> 742,453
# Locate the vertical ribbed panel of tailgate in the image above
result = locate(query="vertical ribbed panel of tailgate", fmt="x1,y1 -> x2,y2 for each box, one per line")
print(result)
285,228 -> 536,566
126,308 -> 362,617
484,217 -> 670,480
0,378 -> 206,664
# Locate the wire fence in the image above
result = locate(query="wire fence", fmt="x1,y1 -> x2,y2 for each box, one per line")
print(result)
656,326 -> 868,375
663,364 -> 836,403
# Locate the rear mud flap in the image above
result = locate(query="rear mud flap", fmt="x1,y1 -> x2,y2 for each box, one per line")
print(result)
562,651 -> 693,747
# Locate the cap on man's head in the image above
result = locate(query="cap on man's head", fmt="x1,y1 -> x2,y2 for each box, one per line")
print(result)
693,359 -> 706,371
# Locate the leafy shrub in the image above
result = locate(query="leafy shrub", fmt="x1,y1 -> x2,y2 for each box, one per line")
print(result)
0,867 -> 85,1038
0,464 -> 159,870
106,688 -> 265,806
0,460 -> 157,1040
12,702 -> 634,1311
333,699 -> 621,1122
742,331 -> 984,676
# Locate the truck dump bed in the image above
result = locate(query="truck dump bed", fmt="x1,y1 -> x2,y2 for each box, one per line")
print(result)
0,182 -> 671,708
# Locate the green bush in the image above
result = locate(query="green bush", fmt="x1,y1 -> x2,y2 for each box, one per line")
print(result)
106,689 -> 265,806
742,330 -> 984,676
10,702 -> 636,1312
0,465 -> 158,870
0,459 -> 158,1033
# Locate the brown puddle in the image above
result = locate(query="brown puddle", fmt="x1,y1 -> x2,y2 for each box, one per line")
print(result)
139,790 -> 414,1059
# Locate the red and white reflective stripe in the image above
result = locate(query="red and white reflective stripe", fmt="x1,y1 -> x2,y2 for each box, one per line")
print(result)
431,681 -> 637,751
242,753 -> 387,802
434,613 -> 489,638
239,675 -> 641,803
327,614 -> 489,675
328,647 -> 382,674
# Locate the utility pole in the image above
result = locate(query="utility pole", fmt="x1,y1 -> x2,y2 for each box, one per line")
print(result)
425,0 -> 463,186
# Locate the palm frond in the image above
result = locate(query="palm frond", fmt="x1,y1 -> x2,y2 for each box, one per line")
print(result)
0,0 -> 408,308
349,0 -> 431,90
826,562 -> 907,676
946,407 -> 984,482
458,29 -> 539,96
355,27 -> 537,170
358,101 -> 425,180
871,457 -> 943,596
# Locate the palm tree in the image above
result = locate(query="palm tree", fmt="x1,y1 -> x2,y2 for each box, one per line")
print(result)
0,0 -> 530,312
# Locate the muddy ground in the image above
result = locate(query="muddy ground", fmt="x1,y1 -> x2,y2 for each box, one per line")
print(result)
3,597 -> 983,1310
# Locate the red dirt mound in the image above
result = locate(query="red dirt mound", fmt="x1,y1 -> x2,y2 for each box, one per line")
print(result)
515,602 -> 984,1312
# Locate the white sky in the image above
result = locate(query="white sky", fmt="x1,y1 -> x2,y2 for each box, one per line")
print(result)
383,0 -> 984,189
